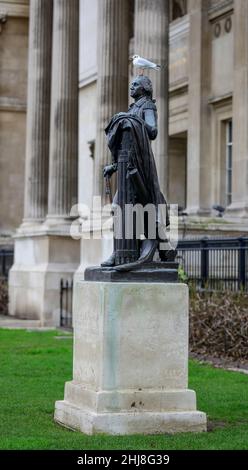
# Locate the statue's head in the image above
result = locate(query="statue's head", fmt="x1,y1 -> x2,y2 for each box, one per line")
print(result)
130,75 -> 153,100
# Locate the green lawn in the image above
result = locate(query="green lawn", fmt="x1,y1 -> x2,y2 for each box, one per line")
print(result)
0,329 -> 248,450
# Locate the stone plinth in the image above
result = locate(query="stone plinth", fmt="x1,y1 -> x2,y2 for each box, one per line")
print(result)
54,281 -> 207,434
8,226 -> 79,326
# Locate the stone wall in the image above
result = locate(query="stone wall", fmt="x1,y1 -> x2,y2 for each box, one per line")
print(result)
0,1 -> 29,235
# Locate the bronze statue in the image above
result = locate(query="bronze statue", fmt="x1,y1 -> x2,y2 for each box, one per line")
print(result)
101,75 -> 175,271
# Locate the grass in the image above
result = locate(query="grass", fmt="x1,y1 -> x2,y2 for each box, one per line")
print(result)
0,329 -> 248,450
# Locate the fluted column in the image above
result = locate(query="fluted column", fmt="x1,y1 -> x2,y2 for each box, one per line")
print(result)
186,0 -> 211,215
134,0 -> 169,196
23,0 -> 53,222
47,0 -> 79,220
94,0 -> 130,198
226,0 -> 248,219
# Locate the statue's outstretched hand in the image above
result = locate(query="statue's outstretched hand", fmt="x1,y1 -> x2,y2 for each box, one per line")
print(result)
103,164 -> 117,178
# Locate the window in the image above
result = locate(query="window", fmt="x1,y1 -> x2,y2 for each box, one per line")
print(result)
226,120 -> 232,206
213,104 -> 232,210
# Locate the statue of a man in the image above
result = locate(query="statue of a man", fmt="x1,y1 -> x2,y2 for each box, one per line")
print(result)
102,75 -> 174,270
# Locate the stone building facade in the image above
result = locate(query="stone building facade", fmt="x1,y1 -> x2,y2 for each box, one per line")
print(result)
0,0 -> 248,324
0,0 -> 28,244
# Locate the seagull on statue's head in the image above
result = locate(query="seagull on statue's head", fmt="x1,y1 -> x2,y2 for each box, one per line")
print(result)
130,54 -> 162,75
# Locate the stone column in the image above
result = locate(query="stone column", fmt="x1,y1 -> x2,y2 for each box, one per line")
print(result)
186,0 -> 211,215
94,0 -> 130,198
226,0 -> 248,219
9,0 -> 80,327
23,0 -> 53,223
47,0 -> 79,221
134,0 -> 169,196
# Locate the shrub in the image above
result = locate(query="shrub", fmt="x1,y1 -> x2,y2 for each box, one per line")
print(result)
189,290 -> 248,360
0,278 -> 8,315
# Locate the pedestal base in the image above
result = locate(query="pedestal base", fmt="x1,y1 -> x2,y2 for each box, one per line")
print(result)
55,401 -> 206,435
54,281 -> 207,434
9,227 -> 79,326
85,262 -> 178,282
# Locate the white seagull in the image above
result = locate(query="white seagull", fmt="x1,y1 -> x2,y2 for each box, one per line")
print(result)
131,54 -> 162,74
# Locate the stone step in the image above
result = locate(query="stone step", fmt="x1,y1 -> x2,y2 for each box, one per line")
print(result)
0,315 -> 42,329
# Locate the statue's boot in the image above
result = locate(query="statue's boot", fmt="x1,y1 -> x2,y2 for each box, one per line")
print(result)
101,252 -> 116,267
115,239 -> 158,272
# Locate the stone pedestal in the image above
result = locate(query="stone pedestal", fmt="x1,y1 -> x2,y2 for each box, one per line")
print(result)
54,281 -> 207,435
8,225 -> 79,326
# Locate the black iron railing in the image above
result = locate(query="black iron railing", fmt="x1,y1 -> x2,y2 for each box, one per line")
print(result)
60,279 -> 73,329
0,249 -> 14,279
58,238 -> 247,327
177,237 -> 248,291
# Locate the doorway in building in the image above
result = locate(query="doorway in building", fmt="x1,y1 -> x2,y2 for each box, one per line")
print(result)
168,132 -> 187,210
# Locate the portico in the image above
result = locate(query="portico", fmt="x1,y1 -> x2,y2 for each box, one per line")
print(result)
9,0 -> 80,325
